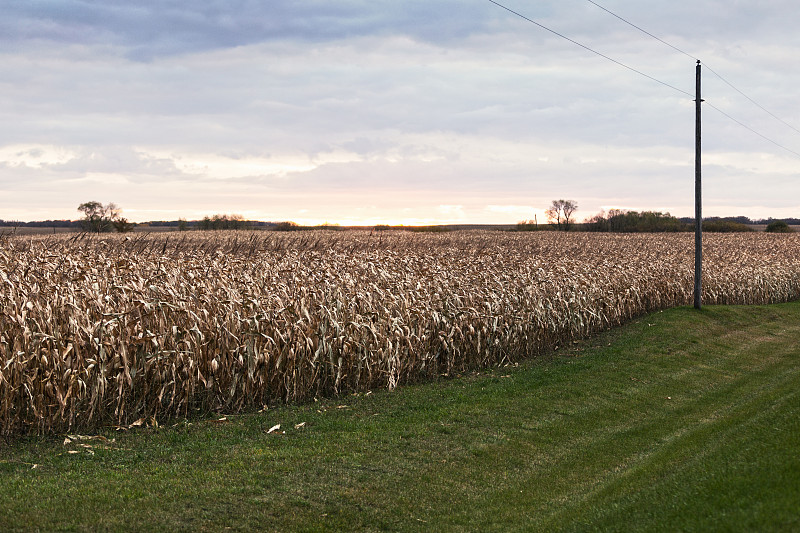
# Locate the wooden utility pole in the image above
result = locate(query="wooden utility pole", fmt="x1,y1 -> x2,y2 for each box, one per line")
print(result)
694,60 -> 703,310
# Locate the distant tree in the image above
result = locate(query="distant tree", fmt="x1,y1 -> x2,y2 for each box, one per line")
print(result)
757,217 -> 800,226
197,214 -> 249,231
583,209 -> 688,233
112,217 -> 136,233
177,218 -> 189,231
77,201 -> 133,233
723,216 -> 754,225
77,201 -> 104,232
224,214 -> 247,230
583,210 -> 610,232
546,199 -> 578,231
273,221 -> 300,232
702,219 -> 753,233
766,220 -> 794,233
78,201 -> 114,233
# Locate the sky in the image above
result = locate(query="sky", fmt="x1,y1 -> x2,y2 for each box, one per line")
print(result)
2,0 -> 799,225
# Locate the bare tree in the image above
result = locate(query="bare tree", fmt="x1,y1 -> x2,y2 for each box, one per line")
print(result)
77,201 -> 131,233
545,199 -> 579,231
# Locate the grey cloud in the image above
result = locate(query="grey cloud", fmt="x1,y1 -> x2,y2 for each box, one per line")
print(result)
54,147 -> 182,175
2,1 -> 502,60
2,1 -> 800,223
5,0 -> 796,63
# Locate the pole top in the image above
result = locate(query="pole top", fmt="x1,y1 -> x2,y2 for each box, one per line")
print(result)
697,60 -> 701,65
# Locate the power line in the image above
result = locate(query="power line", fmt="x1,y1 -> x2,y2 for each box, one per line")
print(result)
487,0 -> 693,98
702,65 -> 800,136
487,0 -> 800,159
583,0 -> 800,139
705,101 -> 800,159
584,0 -> 697,61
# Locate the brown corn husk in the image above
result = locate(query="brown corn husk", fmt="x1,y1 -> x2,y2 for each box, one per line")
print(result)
1,230 -> 798,435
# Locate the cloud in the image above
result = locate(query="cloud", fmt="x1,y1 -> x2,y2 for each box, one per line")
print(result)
0,1 -> 504,61
0,144 -> 78,168
1,1 -> 800,224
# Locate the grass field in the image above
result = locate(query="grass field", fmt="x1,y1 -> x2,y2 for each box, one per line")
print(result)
1,302 -> 798,532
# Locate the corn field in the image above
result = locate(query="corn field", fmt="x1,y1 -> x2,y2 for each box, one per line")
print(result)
2,230 -> 799,435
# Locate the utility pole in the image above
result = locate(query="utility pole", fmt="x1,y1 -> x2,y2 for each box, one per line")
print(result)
694,60 -> 703,310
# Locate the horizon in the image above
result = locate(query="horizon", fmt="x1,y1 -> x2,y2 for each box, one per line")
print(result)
2,210 -> 796,227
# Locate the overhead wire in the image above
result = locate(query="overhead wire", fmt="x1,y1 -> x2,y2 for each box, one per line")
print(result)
584,0 -> 697,61
702,64 -> 800,136
582,0 -> 800,149
486,0 -> 693,98
489,0 -> 800,158
704,102 -> 800,158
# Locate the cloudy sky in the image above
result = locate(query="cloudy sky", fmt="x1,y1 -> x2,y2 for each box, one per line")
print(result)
2,0 -> 799,224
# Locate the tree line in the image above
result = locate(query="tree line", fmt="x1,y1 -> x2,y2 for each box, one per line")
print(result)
517,200 -> 796,233
0,203 -> 271,232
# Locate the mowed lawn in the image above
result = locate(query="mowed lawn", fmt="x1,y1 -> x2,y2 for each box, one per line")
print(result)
1,303 -> 799,532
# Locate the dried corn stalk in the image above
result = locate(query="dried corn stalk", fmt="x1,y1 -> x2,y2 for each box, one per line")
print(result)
1,231 -> 799,435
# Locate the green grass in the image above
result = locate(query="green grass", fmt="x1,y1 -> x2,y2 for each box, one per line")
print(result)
2,303 -> 799,532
